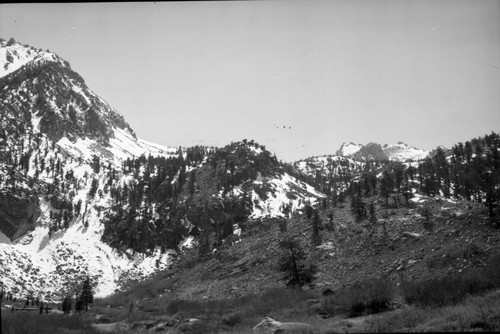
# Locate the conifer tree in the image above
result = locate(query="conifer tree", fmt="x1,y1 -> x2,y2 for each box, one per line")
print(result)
61,296 -> 72,314
279,218 -> 287,233
311,210 -> 322,246
327,211 -> 334,231
188,171 -> 196,197
304,204 -> 314,219
279,236 -> 316,286
75,297 -> 82,314
380,170 -> 393,207
80,276 -> 94,312
369,202 -> 377,226
198,231 -> 210,259
338,192 -> 345,208
88,178 -> 99,198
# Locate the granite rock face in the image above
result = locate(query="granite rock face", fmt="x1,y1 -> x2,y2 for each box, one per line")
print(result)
0,192 -> 40,241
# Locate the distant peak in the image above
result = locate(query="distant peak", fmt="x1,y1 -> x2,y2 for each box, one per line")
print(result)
382,141 -> 429,161
336,142 -> 363,157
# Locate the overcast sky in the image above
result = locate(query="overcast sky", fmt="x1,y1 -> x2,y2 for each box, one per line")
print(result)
1,1 -> 499,161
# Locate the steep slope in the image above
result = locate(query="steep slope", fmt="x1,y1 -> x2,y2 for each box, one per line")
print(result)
0,38 -> 62,78
172,193 -> 500,302
0,39 -> 324,302
0,38 -> 177,162
0,38 -> 181,300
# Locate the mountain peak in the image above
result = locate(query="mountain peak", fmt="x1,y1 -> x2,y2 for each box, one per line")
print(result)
382,142 -> 429,161
334,140 -> 430,162
335,142 -> 363,157
0,39 -> 181,163
0,37 -> 69,79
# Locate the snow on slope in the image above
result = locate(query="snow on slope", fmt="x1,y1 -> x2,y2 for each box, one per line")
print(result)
0,152 -> 175,301
0,212 -> 174,300
332,141 -> 428,161
295,155 -> 362,178
0,40 -> 183,300
56,127 -> 179,163
249,172 -> 324,218
0,38 -> 65,78
109,128 -> 179,160
335,142 -> 363,157
220,170 -> 324,219
1,39 -> 179,163
383,142 -> 429,161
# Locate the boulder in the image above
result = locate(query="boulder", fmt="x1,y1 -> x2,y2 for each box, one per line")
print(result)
402,231 -> 422,239
253,317 -> 312,333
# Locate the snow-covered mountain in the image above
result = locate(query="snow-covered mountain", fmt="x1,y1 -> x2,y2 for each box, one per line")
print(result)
335,142 -> 363,157
0,38 -> 182,300
0,38 -> 178,163
332,141 -> 430,162
382,142 -> 429,161
0,38 -> 64,78
0,39 -> 323,301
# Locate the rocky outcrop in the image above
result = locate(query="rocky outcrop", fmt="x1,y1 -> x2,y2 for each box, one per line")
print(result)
0,192 -> 40,241
253,317 -> 312,333
335,142 -> 363,157
352,142 -> 388,161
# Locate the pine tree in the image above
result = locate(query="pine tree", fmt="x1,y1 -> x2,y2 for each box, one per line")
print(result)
279,237 -> 316,287
62,296 -> 73,314
188,171 -> 196,197
75,297 -> 82,314
351,194 -> 367,222
369,202 -> 377,226
338,192 -> 345,208
327,211 -> 334,231
80,276 -> 94,312
380,170 -> 393,207
421,205 -> 434,232
402,173 -> 412,204
304,204 -> 314,219
311,210 -> 322,246
88,178 -> 99,198
198,231 -> 211,259
279,218 -> 287,233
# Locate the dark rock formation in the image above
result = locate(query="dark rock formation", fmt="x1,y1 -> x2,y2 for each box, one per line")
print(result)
0,192 -> 40,240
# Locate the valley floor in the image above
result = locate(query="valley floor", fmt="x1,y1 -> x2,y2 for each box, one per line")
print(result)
2,285 -> 500,333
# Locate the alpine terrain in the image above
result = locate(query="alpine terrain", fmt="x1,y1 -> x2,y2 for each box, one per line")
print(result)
1,38 -> 500,333
0,38 -> 323,301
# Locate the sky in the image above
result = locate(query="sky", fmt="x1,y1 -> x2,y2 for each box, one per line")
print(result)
1,1 -> 499,162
